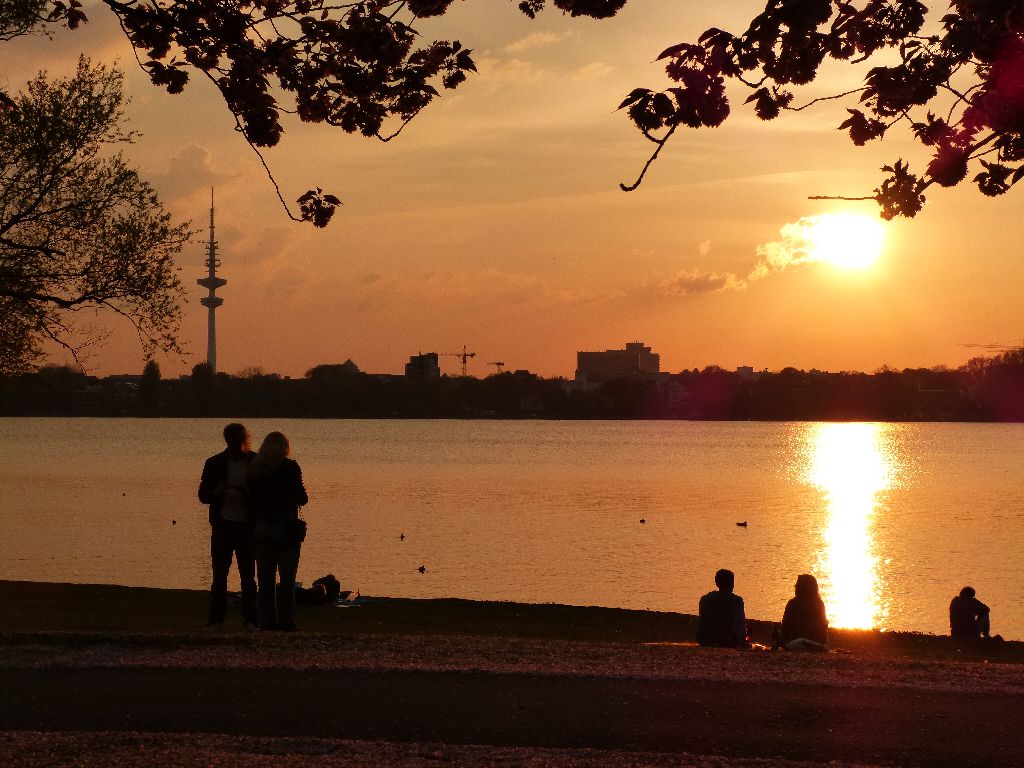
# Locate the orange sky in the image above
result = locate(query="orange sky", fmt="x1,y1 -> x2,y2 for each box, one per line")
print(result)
5,1 -> 1022,378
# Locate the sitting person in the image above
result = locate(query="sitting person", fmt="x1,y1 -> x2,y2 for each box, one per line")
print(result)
779,574 -> 829,651
696,568 -> 748,648
949,586 -> 991,639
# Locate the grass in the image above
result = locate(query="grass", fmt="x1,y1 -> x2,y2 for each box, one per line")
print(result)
2,580 -> 1021,664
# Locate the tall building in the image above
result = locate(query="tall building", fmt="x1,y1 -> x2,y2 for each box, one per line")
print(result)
405,352 -> 440,381
196,190 -> 226,374
576,341 -> 660,384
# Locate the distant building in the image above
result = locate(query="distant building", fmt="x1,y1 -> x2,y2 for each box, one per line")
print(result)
575,341 -> 660,385
405,352 -> 440,382
736,366 -> 768,382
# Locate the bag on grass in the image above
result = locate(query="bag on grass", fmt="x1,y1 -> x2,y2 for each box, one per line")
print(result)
295,582 -> 327,606
312,574 -> 342,602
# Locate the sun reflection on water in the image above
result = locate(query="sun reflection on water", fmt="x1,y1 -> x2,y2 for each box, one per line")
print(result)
806,423 -> 893,629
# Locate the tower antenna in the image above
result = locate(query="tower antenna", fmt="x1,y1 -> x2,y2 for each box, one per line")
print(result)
197,188 -> 227,373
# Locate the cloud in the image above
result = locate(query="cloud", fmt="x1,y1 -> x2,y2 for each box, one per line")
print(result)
658,268 -> 743,296
354,268 -> 618,312
223,225 -> 295,267
150,144 -> 237,202
475,56 -> 544,86
650,215 -> 856,300
649,239 -> 743,297
504,31 -> 561,53
961,342 -> 1021,351
570,62 -> 613,81
263,264 -> 309,298
746,217 -> 822,282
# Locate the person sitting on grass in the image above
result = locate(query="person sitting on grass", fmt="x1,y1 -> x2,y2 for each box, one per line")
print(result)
778,574 -> 829,652
696,568 -> 748,648
949,586 -> 991,639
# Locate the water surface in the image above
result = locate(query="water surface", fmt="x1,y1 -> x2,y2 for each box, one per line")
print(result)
1,418 -> 1020,638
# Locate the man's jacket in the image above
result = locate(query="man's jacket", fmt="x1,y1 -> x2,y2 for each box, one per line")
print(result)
198,449 -> 256,525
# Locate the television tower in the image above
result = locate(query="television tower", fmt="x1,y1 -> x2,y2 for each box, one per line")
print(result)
196,189 -> 226,374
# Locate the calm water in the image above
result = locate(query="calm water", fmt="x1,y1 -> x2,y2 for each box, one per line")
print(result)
1,418 -> 1021,638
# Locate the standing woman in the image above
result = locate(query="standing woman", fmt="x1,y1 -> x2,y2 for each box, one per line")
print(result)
249,431 -> 308,631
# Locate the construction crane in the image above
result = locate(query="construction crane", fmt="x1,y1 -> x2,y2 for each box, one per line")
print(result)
488,361 -> 505,374
444,345 -> 477,376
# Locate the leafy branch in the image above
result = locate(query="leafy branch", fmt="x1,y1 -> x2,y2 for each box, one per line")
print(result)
617,0 -> 1024,218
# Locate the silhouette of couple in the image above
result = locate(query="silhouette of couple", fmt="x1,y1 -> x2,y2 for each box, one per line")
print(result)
198,423 -> 308,631
696,568 -> 829,651
697,569 -> 997,648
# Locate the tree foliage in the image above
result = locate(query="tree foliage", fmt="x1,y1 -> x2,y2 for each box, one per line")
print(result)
0,0 -> 52,42
139,357 -> 161,415
20,1 -> 1023,221
39,0 -> 487,227
618,0 -> 1024,218
0,59 -> 190,375
26,0 -> 626,225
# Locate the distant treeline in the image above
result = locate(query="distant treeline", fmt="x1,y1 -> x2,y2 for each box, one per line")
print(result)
2,349 -> 1023,421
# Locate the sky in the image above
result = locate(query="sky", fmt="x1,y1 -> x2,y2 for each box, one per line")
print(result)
4,1 -> 1022,379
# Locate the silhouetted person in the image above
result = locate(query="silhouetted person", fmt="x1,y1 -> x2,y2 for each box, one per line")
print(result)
950,586 -> 991,639
780,574 -> 829,651
249,431 -> 308,631
198,422 -> 257,631
697,568 -> 748,648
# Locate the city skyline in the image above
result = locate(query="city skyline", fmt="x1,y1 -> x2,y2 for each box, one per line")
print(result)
4,2 -> 1022,379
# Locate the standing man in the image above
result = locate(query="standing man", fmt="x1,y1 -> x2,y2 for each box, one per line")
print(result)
198,423 -> 258,630
696,568 -> 749,648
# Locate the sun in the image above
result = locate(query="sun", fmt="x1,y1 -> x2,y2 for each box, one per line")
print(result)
805,212 -> 885,269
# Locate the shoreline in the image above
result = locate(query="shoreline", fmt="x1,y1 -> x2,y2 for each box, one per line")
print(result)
3,579 -> 1021,657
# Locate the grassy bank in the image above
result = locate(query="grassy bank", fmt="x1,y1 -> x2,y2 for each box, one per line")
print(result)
3,580 -> 1020,664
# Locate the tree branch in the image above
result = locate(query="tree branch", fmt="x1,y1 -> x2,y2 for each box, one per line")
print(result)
786,88 -> 864,113
620,124 -> 676,192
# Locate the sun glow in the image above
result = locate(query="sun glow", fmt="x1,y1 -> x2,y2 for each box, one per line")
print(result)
805,212 -> 885,270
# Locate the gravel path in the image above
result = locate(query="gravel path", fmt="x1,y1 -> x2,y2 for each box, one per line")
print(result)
2,630 -> 1022,695
2,731 -> 886,768
2,631 -> 1023,767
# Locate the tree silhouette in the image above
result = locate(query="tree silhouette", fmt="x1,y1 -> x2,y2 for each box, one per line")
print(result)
190,361 -> 215,416
618,0 -> 1024,218
139,358 -> 161,416
15,1 -> 1022,222
0,59 -> 190,373
19,0 -> 628,226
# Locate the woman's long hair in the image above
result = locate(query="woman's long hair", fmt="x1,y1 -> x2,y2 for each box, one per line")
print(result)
249,431 -> 290,477
794,573 -> 820,599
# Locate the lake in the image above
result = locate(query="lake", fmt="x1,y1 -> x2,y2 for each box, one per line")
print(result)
1,418 -> 1021,638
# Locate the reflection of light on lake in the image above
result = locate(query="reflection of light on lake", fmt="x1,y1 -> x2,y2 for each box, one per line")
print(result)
807,423 -> 892,629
